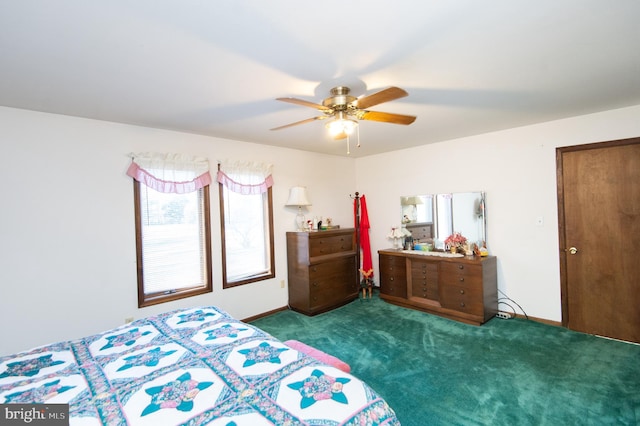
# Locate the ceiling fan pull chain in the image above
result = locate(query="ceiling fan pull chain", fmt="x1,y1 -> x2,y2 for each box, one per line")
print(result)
356,125 -> 361,148
346,135 -> 351,155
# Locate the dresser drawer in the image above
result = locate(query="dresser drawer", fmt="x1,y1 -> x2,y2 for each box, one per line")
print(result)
379,255 -> 407,298
380,276 -> 407,298
439,262 -> 483,288
309,256 -> 356,283
308,257 -> 357,309
309,234 -> 353,257
380,254 -> 405,272
411,260 -> 439,300
412,280 -> 439,300
309,279 -> 355,308
411,260 -> 438,275
440,285 -> 484,316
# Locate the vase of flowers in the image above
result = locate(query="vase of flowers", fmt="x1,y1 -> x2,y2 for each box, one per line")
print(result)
444,232 -> 467,254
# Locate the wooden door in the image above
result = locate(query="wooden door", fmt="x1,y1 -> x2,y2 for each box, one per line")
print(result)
557,137 -> 640,343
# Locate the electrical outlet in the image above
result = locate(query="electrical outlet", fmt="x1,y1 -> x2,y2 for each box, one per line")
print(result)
280,280 -> 285,288
125,317 -> 134,324
495,312 -> 513,320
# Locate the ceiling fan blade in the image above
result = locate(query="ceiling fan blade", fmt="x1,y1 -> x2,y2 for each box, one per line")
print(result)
270,116 -> 327,131
356,86 -> 408,109
276,97 -> 331,111
359,110 -> 416,125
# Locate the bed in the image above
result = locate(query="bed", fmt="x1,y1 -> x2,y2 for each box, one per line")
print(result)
0,306 -> 400,425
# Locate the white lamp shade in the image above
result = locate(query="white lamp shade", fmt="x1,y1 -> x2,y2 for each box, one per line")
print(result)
401,196 -> 423,206
387,227 -> 406,239
285,186 -> 311,206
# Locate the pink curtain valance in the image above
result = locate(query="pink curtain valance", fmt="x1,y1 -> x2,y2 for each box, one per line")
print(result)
126,152 -> 212,194
217,160 -> 273,195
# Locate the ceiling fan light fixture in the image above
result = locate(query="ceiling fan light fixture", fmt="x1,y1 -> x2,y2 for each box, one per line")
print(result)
272,86 -> 415,149
326,117 -> 358,138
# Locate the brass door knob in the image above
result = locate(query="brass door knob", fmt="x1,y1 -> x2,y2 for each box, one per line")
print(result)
569,247 -> 578,255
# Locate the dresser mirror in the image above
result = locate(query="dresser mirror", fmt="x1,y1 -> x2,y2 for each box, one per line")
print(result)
400,192 -> 486,248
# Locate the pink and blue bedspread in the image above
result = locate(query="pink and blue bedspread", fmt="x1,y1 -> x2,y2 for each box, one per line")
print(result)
0,306 -> 399,425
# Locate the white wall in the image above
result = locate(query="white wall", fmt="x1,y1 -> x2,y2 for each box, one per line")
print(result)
355,104 -> 640,322
2,104 -> 638,356
0,106 -> 356,356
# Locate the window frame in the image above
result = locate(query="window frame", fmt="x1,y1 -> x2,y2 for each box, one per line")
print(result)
133,181 -> 213,307
218,182 -> 275,288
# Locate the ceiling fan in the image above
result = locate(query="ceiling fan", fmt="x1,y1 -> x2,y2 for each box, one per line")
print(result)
271,86 -> 416,140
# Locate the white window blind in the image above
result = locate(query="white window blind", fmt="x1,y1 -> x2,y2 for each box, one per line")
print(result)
139,185 -> 207,294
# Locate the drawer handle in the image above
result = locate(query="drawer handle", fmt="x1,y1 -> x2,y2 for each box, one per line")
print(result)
459,289 -> 465,294
390,277 -> 394,281
312,282 -> 318,287
460,302 -> 466,307
458,265 -> 464,270
312,267 -> 317,272
459,277 -> 465,282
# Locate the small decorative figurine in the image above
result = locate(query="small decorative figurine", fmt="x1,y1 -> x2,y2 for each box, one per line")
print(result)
359,268 -> 374,300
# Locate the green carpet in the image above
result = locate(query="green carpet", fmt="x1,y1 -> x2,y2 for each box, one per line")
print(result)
251,293 -> 640,426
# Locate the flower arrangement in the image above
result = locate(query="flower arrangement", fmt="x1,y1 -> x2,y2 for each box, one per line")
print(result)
444,232 -> 467,252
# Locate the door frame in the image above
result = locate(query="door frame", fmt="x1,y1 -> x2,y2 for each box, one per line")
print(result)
556,136 -> 640,328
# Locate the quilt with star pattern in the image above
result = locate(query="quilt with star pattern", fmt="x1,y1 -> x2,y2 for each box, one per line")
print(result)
0,306 -> 400,425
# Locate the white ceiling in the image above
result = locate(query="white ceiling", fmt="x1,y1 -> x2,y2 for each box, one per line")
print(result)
1,1 -> 639,157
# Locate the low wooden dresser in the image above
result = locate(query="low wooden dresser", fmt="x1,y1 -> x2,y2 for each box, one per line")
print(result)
287,229 -> 359,315
379,249 -> 497,325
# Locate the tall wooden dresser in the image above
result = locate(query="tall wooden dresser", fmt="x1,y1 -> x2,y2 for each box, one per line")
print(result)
287,228 -> 359,315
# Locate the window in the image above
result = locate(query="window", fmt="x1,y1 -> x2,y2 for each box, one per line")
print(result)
128,153 -> 213,307
217,161 -> 275,287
